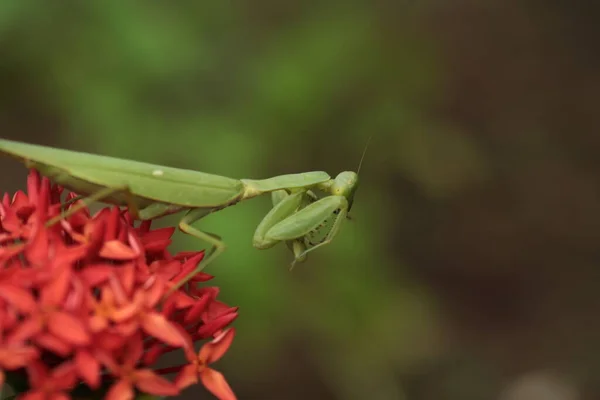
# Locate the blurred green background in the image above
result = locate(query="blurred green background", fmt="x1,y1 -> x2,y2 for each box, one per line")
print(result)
1,1 -> 599,399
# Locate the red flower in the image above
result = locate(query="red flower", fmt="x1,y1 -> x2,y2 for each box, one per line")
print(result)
21,360 -> 77,400
98,333 -> 179,400
174,328 -> 237,400
0,170 -> 238,399
0,322 -> 38,389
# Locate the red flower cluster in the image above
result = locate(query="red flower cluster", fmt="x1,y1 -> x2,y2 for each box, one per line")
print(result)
0,170 -> 238,399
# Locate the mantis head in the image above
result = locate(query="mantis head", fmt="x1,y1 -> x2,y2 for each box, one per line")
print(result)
321,136 -> 370,215
332,171 -> 359,211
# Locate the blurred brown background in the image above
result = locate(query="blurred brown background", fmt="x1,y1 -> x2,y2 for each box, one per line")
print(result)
1,0 -> 599,399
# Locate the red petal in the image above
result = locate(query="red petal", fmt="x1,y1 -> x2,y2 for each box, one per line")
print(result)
100,240 -> 138,260
94,331 -> 127,351
50,183 -> 63,203
34,333 -> 72,356
106,379 -> 134,400
197,312 -> 238,339
115,319 -> 139,337
103,207 -> 121,241
0,305 -> 18,330
174,364 -> 199,390
184,291 -> 215,324
150,260 -> 181,281
24,224 -> 49,265
7,317 -> 43,343
127,231 -> 143,257
140,226 -> 175,245
199,328 -> 235,364
19,391 -> 45,400
201,368 -> 237,400
64,201 -> 90,230
94,349 -> 120,374
40,265 -> 72,307
11,190 -> 29,210
75,350 -> 100,388
79,264 -> 113,286
122,209 -> 135,224
25,360 -> 47,388
143,238 -> 172,253
135,260 -> 151,280
141,312 -> 185,347
175,325 -> 197,361
160,295 -> 178,320
0,345 -> 38,369
119,263 -> 136,295
191,271 -> 214,282
26,170 -> 41,204
117,223 -> 128,243
0,231 -> 12,243
141,226 -> 174,251
2,191 -> 9,207
50,241 -> 88,266
138,219 -> 152,232
142,343 -> 164,366
89,315 -> 108,332
0,206 -> 24,234
51,361 -> 78,390
143,279 -> 165,309
135,369 -> 180,396
171,252 -> 205,285
60,219 -> 86,244
83,214 -> 107,253
0,243 -> 26,263
108,275 -> 129,305
174,251 -> 202,260
35,177 -> 51,220
190,285 -> 219,299
63,276 -> 85,311
7,265 -> 41,288
0,283 -> 37,313
111,301 -> 139,322
204,300 -> 233,319
48,311 -> 90,346
170,290 -> 197,309
123,333 -> 144,367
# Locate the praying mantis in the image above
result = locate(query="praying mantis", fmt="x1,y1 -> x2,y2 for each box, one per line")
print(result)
0,138 -> 361,289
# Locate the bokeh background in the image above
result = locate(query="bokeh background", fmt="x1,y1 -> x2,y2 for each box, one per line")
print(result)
1,1 -> 599,399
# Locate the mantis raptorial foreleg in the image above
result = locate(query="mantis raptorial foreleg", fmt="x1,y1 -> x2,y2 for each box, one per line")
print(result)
286,198 -> 348,267
251,190 -> 309,263
252,194 -> 349,268
268,189 -> 318,263
253,191 -> 307,250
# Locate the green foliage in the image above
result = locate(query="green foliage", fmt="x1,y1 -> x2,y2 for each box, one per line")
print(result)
0,2 -> 500,399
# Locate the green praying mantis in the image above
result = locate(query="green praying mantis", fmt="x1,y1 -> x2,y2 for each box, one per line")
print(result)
0,138 -> 364,290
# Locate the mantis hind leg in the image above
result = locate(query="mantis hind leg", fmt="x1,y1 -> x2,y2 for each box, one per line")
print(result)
45,184 -> 138,227
168,207 -> 225,293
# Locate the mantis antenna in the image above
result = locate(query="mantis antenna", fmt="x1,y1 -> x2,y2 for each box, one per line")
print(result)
356,134 -> 373,176
346,134 -> 373,221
